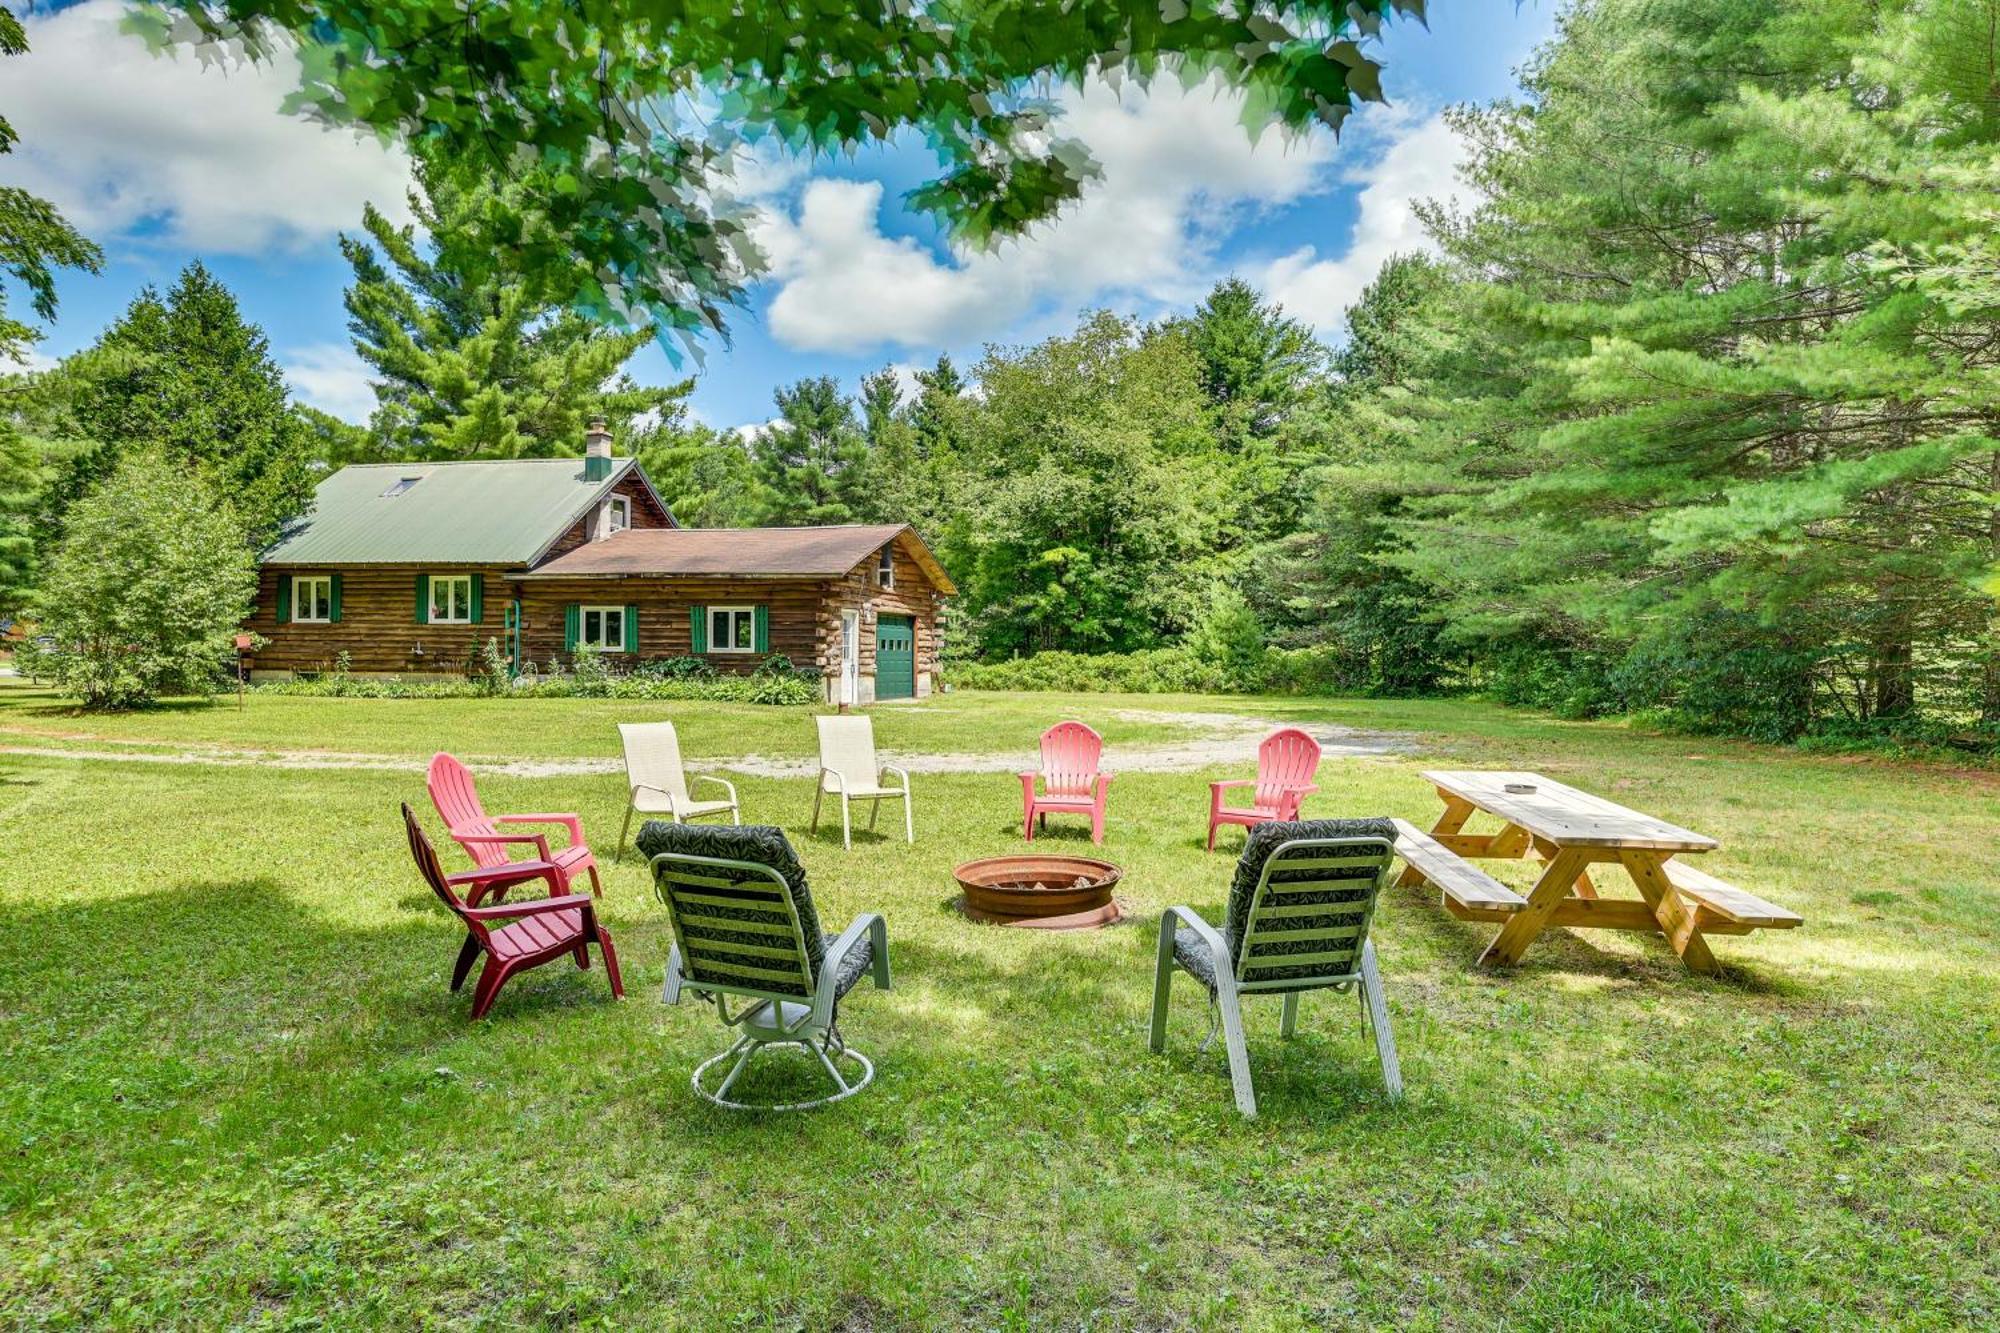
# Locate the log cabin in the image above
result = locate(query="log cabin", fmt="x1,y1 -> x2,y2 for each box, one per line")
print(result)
244,421 -> 955,703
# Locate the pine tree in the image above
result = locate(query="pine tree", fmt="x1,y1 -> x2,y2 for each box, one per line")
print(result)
54,263 -> 314,547
340,162 -> 689,460
752,376 -> 868,525
1181,277 -> 1326,445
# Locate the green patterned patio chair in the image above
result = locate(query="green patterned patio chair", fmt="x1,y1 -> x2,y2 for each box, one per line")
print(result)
640,821 -> 890,1110
1150,817 -> 1402,1117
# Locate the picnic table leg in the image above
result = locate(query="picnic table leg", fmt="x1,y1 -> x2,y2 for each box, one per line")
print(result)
1404,795 -> 1479,888
1480,847 -> 1591,967
1619,851 -> 1719,975
1532,835 -> 1599,899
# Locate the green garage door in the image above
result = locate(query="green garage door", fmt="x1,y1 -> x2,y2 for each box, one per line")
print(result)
875,615 -> 915,700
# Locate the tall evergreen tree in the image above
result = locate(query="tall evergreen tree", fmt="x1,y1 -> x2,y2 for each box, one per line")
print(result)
752,377 -> 868,525
340,162 -> 689,460
52,263 -> 314,547
1181,277 -> 1327,445
909,353 -> 967,458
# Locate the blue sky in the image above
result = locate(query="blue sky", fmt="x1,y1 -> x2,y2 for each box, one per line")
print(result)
3,1 -> 1557,432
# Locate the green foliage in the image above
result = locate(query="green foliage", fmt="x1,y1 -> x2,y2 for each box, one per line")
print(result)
32,450 -> 258,709
1328,0 -> 2000,740
255,663 -> 817,705
340,162 -> 693,460
751,376 -> 869,525
0,5 -> 103,365
136,2 -> 1421,349
1184,588 -> 1269,689
46,263 -> 317,547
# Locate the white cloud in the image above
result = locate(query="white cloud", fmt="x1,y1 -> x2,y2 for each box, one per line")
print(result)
750,75 -> 1335,353
3,1 -> 412,252
283,344 -> 376,422
1257,110 -> 1472,335
2,347 -> 61,373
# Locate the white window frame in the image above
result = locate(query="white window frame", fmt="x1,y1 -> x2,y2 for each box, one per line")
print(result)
708,605 -> 756,654
606,494 -> 632,534
876,545 -> 895,589
579,604 -> 628,652
430,574 -> 474,624
293,575 -> 333,624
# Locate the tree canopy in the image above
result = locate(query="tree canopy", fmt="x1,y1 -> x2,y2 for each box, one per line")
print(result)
133,1 -> 1426,349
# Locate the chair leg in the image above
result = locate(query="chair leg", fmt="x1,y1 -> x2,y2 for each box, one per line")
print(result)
469,959 -> 514,1020
903,792 -> 914,843
598,928 -> 624,999
1149,924 -> 1177,1053
1280,992 -> 1300,1039
869,796 -> 881,831
730,804 -> 740,826
1206,816 -> 1219,852
585,859 -> 603,896
615,804 -> 634,864
574,943 -> 590,969
812,785 -> 824,833
1091,802 -> 1105,845
450,935 -> 482,992
1024,801 -> 1035,841
1217,984 -> 1257,1117
1360,940 -> 1402,1100
841,795 -> 851,851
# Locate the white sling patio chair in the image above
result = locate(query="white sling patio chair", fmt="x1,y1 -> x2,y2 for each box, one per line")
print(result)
614,721 -> 740,862
1151,817 -> 1403,1117
810,714 -> 913,850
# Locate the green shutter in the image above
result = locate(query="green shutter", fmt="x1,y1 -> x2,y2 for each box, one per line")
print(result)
469,573 -> 484,624
623,604 -> 640,654
414,573 -> 429,625
329,574 -> 343,623
689,604 -> 707,654
275,575 -> 291,625
563,603 -> 580,652
753,605 -> 769,654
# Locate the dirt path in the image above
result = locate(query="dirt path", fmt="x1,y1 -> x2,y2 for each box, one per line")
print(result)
0,709 -> 1416,779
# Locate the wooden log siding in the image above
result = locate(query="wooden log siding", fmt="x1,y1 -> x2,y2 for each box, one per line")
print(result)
541,471 -> 675,559
244,563 -> 518,675
820,544 -> 947,692
515,577 -> 826,672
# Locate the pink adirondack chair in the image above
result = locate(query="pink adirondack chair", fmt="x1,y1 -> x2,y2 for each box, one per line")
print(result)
1206,727 -> 1322,850
402,804 -> 622,1019
1020,721 -> 1114,844
426,752 -> 603,897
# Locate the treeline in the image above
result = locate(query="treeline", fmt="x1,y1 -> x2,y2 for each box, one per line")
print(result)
7,0 -> 1998,744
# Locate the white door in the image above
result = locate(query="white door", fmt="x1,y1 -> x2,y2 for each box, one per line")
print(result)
841,611 -> 861,706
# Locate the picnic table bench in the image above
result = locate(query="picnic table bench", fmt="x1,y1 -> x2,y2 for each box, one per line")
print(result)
1392,770 -> 1801,973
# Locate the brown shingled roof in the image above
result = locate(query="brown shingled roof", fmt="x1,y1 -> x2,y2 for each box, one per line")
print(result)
522,523 -> 957,594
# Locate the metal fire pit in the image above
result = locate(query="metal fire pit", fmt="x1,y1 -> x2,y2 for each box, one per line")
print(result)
953,854 -> 1124,930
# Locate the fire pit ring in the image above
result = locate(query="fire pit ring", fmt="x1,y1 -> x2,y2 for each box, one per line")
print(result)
954,854 -> 1124,930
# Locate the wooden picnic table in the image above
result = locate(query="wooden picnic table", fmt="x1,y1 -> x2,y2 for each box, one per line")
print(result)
1392,769 -> 1801,974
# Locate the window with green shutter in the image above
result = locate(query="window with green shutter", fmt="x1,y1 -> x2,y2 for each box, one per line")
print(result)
752,605 -> 769,653
329,573 -> 342,623
292,575 -> 334,623
275,575 -> 292,624
624,604 -> 640,654
563,604 -> 580,652
689,604 -> 707,654
414,572 -> 429,625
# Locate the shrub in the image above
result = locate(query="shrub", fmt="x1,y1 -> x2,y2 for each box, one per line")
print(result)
33,450 -> 258,709
635,655 -> 718,681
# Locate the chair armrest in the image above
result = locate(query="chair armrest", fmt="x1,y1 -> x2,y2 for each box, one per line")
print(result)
462,892 -> 593,922
446,859 -> 561,888
496,813 -> 584,846
879,765 -> 910,790
820,766 -> 848,794
1209,779 -> 1255,792
812,912 -> 890,1027
1161,905 -> 1237,995
690,773 -> 738,803
453,829 -> 554,862
1288,783 -> 1321,796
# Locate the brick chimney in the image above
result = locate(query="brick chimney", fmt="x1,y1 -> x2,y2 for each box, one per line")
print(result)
583,416 -> 613,482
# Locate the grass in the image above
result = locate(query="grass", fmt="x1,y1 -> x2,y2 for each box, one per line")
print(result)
1,682 -> 1995,1329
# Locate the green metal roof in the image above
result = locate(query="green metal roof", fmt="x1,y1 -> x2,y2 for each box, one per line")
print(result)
262,458 -> 645,566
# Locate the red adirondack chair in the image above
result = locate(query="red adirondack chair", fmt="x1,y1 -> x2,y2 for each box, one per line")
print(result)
1206,727 -> 1322,850
427,752 -> 602,896
1020,720 -> 1114,844
402,803 -> 622,1019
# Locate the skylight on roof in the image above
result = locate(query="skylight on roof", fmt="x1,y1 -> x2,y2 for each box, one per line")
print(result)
380,477 -> 423,498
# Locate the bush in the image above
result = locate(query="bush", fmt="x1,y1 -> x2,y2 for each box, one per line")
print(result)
254,658 -> 821,705
634,655 -> 718,681
33,450 -> 259,709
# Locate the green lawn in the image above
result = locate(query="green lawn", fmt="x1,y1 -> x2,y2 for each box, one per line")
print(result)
1,683 -> 1995,1329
